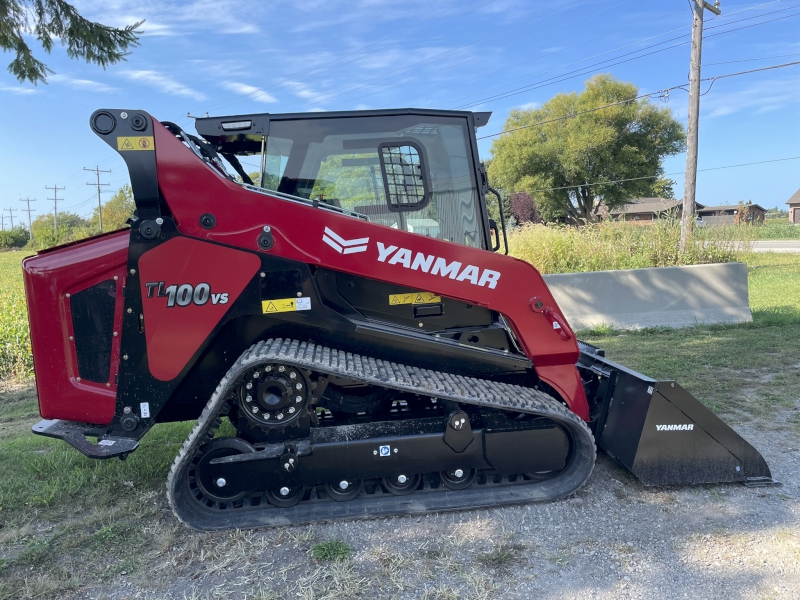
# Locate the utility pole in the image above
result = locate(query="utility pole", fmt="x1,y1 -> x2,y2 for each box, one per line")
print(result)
5,208 -> 16,229
84,166 -> 111,232
45,185 -> 65,237
19,198 -> 36,240
681,0 -> 721,251
0,213 -> 4,231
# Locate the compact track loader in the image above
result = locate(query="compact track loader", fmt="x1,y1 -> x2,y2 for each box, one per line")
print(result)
23,108 -> 775,530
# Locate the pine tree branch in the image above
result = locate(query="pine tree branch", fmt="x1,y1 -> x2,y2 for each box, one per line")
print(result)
2,0 -> 142,84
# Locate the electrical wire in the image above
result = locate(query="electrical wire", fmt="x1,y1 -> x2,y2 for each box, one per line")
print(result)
477,60 -> 800,140
703,51 -> 800,66
203,0 -> 505,112
455,6 -> 800,109
290,0 -> 613,107
425,1 -> 800,109
518,156 -> 800,194
329,6 -> 689,110
262,0 -> 798,113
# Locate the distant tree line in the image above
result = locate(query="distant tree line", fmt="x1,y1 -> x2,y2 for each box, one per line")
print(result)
0,184 -> 135,250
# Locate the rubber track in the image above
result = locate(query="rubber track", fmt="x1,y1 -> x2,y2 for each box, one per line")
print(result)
167,338 -> 596,530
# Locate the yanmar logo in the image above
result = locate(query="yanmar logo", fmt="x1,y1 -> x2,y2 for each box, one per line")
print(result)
321,227 -> 501,289
322,227 -> 369,254
656,424 -> 695,431
377,242 -> 500,289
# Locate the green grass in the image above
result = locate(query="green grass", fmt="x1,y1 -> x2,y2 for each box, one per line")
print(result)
1,243 -> 799,597
311,539 -> 354,562
581,252 -> 800,418
0,252 -> 33,381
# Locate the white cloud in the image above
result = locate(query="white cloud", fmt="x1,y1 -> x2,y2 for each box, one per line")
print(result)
703,76 -> 800,119
49,74 -> 119,93
282,80 -> 329,102
515,101 -> 540,111
120,70 -> 207,100
1,86 -> 37,95
77,0 -> 260,35
222,82 -> 277,103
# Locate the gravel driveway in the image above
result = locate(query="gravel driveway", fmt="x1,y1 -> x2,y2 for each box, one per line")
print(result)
76,420 -> 799,600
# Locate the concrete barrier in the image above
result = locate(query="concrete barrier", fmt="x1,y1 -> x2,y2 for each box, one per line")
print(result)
542,262 -> 752,330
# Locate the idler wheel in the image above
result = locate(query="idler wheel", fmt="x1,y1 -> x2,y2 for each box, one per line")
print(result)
439,468 -> 476,490
265,484 -> 305,508
325,479 -> 364,502
382,473 -> 421,496
193,437 -> 255,503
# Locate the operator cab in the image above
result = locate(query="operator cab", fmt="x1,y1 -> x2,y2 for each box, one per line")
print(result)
194,109 -> 494,250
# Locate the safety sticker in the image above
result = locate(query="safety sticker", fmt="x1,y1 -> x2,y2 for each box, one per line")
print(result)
98,439 -> 116,446
117,136 -> 154,151
262,297 -> 311,314
140,402 -> 151,419
388,291 -> 441,305
379,445 -> 391,457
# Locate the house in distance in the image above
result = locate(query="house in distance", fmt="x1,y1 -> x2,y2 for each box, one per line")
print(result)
788,189 -> 800,224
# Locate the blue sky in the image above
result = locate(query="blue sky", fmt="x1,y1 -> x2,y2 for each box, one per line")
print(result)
2,0 -> 799,226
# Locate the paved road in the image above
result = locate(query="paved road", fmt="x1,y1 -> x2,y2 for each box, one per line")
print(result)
750,240 -> 800,253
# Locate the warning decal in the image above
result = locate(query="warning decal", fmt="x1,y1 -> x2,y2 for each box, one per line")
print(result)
117,136 -> 154,151
388,292 -> 442,306
262,297 -> 311,314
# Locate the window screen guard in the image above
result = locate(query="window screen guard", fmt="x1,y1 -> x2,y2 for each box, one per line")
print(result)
378,140 -> 430,212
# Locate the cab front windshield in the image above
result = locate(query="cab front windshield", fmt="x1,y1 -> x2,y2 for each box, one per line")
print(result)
255,114 -> 483,248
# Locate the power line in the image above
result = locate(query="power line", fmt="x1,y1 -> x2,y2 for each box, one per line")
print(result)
476,59 -> 800,140
332,5 -> 689,110
45,185 -> 64,236
295,0 -> 630,107
200,0 -> 501,113
519,155 -> 800,194
455,5 -> 800,109
195,0 -> 608,120
84,166 -> 111,232
703,51 -> 800,66
390,0 -> 789,110
19,198 -> 35,240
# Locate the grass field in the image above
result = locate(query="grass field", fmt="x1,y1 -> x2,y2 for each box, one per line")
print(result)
1,250 -> 799,598
0,252 -> 32,381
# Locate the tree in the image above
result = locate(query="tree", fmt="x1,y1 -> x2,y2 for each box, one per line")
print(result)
89,184 -> 135,231
508,192 -> 542,224
31,211 -> 89,248
488,74 -> 686,223
2,0 -> 142,84
0,227 -> 29,249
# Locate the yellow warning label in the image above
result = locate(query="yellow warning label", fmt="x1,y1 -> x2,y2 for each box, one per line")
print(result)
117,136 -> 154,151
262,298 -> 297,313
388,292 -> 442,306
262,297 -> 311,313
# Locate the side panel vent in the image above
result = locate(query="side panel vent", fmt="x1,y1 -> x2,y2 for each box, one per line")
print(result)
71,280 -> 116,383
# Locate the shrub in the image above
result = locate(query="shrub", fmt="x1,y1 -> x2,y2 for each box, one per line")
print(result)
0,228 -> 29,250
508,218 -> 749,275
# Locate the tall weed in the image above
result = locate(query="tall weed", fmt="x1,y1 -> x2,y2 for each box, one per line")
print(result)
508,218 -> 752,275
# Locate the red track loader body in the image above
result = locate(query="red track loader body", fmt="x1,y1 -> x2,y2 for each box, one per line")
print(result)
22,108 -> 775,529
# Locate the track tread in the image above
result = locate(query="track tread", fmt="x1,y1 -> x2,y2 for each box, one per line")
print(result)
167,338 -> 596,530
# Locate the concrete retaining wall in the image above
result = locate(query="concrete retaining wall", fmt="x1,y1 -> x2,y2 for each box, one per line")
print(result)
542,262 -> 751,330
